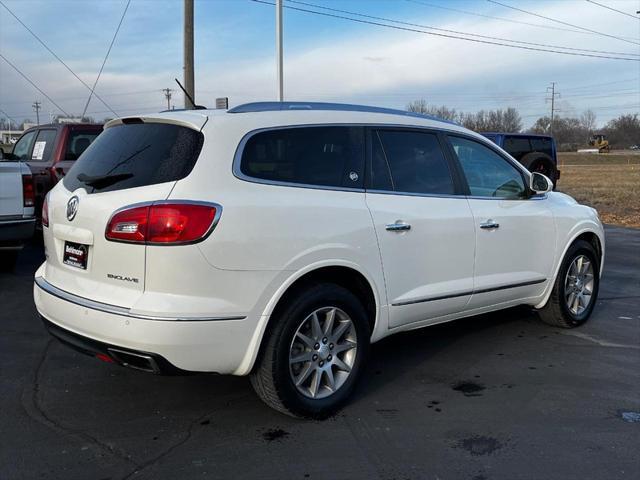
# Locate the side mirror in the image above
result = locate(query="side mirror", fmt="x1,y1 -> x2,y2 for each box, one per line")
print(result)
530,172 -> 553,194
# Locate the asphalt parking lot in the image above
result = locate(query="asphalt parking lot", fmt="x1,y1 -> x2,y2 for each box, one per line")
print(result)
1,226 -> 638,480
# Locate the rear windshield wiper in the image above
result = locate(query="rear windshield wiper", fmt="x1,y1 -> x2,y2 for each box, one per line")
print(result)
76,172 -> 134,189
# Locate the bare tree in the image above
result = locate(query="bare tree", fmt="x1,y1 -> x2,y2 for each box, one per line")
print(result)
406,99 -> 458,122
580,110 -> 597,135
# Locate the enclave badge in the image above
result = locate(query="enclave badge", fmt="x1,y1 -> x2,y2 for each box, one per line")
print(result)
66,196 -> 79,221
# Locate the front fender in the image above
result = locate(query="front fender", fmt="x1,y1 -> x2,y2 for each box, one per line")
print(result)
534,220 -> 605,309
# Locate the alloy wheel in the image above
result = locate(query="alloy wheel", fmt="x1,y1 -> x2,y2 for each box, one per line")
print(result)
564,254 -> 595,316
288,307 -> 357,399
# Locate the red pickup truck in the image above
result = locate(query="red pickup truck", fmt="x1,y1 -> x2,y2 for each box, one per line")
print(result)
7,123 -> 103,219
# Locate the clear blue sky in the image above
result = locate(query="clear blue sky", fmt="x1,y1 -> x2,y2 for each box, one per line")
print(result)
1,0 -> 638,127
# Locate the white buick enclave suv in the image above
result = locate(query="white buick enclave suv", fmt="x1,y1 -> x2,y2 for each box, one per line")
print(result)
34,102 -> 604,417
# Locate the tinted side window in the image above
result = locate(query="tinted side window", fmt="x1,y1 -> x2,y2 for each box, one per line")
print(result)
12,130 -> 37,160
240,127 -> 364,188
31,129 -> 57,162
502,136 -> 531,160
372,130 -> 454,195
449,136 -> 526,199
65,131 -> 101,160
530,137 -> 553,158
64,123 -> 203,194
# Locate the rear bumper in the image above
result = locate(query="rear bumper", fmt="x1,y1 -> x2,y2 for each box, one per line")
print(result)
42,317 -> 188,374
34,275 -> 260,374
0,217 -> 35,247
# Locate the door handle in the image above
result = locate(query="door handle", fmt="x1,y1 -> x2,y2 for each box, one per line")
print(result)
386,221 -> 411,232
480,220 -> 500,229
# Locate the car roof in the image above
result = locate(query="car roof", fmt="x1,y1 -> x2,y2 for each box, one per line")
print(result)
482,132 -> 553,139
109,101 -> 481,138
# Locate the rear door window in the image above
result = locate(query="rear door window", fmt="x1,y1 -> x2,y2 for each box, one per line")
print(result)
63,123 -> 203,194
11,130 -> 37,160
65,131 -> 101,160
31,129 -> 57,162
370,130 -> 455,195
239,126 -> 365,189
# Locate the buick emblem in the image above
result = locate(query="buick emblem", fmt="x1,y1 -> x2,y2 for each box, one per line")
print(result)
66,196 -> 79,221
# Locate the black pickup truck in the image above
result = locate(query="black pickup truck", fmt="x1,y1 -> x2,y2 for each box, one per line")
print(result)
482,133 -> 560,186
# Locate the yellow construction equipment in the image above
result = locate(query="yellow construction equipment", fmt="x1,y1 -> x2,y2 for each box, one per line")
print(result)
588,133 -> 610,153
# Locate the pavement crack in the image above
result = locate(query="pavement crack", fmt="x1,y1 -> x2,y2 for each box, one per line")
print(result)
119,394 -> 252,480
20,339 -> 139,468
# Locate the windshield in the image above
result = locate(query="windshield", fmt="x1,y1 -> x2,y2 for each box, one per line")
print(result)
63,123 -> 204,194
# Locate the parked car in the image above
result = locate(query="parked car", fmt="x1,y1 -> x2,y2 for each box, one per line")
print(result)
6,123 -> 103,220
630,145 -> 639,151
34,102 -> 604,418
482,133 -> 560,186
0,157 -> 35,269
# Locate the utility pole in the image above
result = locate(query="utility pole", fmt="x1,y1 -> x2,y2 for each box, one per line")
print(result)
162,88 -> 173,110
546,82 -> 560,137
276,0 -> 284,101
32,101 -> 41,125
183,0 -> 195,109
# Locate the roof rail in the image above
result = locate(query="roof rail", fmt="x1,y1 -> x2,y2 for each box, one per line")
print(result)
227,101 -> 457,124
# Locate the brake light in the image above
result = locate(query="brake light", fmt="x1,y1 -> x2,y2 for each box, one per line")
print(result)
22,174 -> 35,207
105,202 -> 219,244
42,194 -> 49,227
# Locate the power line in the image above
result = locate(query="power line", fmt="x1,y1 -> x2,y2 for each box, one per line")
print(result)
81,0 -> 131,119
287,0 -> 639,57
585,0 -> 640,21
487,0 -> 640,46
405,0 -> 594,36
252,1 -> 640,61
0,53 -> 70,116
561,77 -> 639,91
0,0 -> 118,116
0,107 -> 20,128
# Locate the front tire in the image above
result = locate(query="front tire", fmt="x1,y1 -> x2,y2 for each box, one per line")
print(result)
250,283 -> 370,418
538,240 -> 600,328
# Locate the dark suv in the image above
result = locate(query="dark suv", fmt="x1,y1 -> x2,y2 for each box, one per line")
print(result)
8,123 -> 103,218
482,133 -> 559,186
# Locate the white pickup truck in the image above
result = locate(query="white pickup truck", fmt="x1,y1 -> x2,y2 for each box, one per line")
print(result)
0,152 -> 36,268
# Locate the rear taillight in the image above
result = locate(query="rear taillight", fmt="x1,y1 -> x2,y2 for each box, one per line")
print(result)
22,174 -> 35,207
42,194 -> 49,227
105,202 -> 219,245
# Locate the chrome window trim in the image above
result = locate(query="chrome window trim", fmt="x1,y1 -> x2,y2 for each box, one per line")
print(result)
232,124 -> 368,193
232,123 -> 468,193
231,123 -> 548,201
35,276 -> 246,322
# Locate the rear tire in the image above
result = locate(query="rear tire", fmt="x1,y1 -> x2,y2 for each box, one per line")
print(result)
250,283 -> 370,418
538,240 -> 599,328
522,153 -> 557,188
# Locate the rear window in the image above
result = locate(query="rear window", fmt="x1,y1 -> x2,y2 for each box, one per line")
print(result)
63,123 -> 203,194
239,126 -> 365,189
502,136 -> 531,159
530,137 -> 554,157
65,131 -> 101,160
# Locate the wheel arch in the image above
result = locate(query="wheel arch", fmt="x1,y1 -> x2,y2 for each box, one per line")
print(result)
535,226 -> 604,310
235,262 -> 382,375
